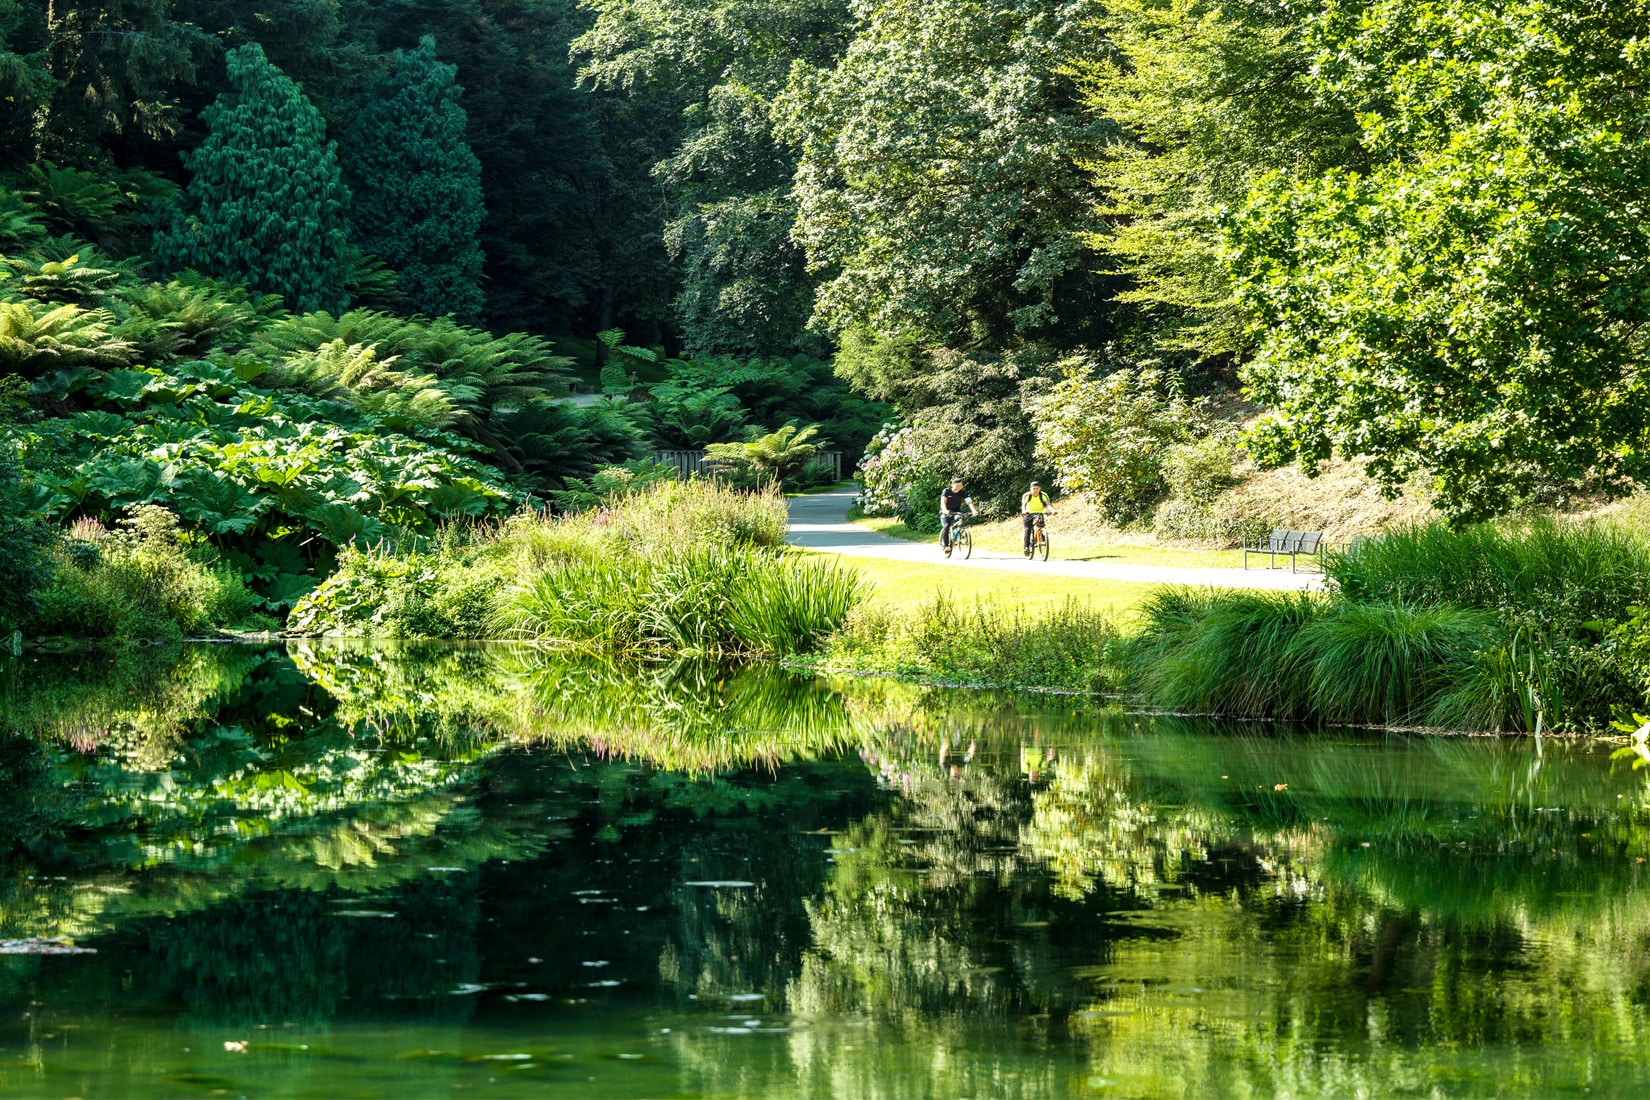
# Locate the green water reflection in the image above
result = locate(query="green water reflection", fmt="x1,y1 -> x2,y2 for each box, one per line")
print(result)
0,644 -> 1647,1097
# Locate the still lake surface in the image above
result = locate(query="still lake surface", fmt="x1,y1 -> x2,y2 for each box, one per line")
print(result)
0,641 -> 1646,1098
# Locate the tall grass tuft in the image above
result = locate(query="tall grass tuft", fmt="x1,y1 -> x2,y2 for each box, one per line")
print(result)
1330,518 -> 1650,621
1128,588 -> 1503,727
503,545 -> 863,657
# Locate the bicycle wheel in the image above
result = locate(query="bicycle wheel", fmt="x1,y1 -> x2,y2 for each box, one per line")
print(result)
960,527 -> 973,559
1037,525 -> 1049,561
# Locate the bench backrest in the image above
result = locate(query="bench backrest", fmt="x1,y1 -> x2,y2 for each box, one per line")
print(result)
1266,529 -> 1325,554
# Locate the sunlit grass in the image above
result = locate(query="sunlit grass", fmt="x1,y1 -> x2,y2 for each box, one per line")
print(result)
817,552 -> 1161,618
852,513 -> 1248,568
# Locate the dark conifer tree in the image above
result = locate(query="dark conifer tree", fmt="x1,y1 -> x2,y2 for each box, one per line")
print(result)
342,37 -> 485,321
154,43 -> 351,313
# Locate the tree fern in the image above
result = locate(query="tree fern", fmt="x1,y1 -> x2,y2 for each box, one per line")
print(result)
0,301 -> 136,374
0,252 -> 125,305
268,338 -> 456,428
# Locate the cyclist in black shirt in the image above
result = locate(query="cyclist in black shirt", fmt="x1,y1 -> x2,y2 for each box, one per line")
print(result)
938,479 -> 978,553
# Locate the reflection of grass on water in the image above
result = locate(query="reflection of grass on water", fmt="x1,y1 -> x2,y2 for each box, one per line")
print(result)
505,652 -> 860,773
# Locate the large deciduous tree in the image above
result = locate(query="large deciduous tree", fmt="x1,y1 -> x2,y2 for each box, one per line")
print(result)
777,0 -> 1113,349
1078,0 -> 1359,362
154,43 -> 352,314
1229,0 -> 1650,520
573,0 -> 849,356
342,37 -> 486,321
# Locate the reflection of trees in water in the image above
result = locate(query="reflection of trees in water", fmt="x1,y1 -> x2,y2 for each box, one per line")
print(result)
787,691 -> 1650,1097
140,874 -> 484,1031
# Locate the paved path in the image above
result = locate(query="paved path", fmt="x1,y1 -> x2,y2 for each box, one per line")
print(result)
786,489 -> 1323,591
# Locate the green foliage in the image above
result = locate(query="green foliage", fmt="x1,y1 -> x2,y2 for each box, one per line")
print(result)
1328,520 -> 1650,625
342,37 -> 485,321
268,339 -> 457,429
285,544 -> 505,639
855,347 -> 1055,518
573,0 -> 845,355
1227,0 -> 1650,519
1128,588 -> 1501,727
17,358 -> 512,549
549,459 -> 676,513
506,545 -> 862,656
0,376 -> 49,632
155,44 -> 352,313
705,423 -> 825,486
1160,437 -> 1235,507
777,0 -> 1113,346
825,597 -> 1125,693
1,251 -> 123,305
250,308 -> 573,428
1078,0 -> 1359,358
30,507 -> 261,639
0,299 -> 135,374
854,422 -> 941,532
294,480 -> 842,652
1029,362 -> 1201,524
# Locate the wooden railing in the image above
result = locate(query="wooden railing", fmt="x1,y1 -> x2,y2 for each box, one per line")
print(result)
652,450 -> 842,482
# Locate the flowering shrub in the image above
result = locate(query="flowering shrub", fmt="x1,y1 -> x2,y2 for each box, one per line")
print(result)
855,422 -> 944,531
1029,366 -> 1201,524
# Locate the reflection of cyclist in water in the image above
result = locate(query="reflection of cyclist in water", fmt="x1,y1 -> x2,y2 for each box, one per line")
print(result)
939,478 -> 978,553
1021,480 -> 1053,555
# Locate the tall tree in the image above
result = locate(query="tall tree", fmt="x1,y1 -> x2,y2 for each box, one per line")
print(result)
573,0 -> 850,356
777,0 -> 1114,350
1078,0 -> 1359,363
5,0 -> 210,165
1229,0 -> 1650,519
342,36 -> 485,321
154,43 -> 351,313
366,0 -> 674,340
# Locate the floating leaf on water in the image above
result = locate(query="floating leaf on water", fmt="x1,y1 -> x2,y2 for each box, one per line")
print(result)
333,911 -> 397,918
581,960 -> 610,967
683,881 -> 756,888
584,980 -> 622,988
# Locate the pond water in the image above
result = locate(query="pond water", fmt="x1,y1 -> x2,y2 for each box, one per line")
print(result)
0,642 -> 1646,1098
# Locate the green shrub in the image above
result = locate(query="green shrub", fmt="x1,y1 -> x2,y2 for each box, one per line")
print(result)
1161,438 -> 1234,506
30,508 -> 261,639
1028,364 -> 1201,524
825,597 -> 1125,692
1152,499 -> 1272,546
286,545 -> 506,638
291,480 -> 844,652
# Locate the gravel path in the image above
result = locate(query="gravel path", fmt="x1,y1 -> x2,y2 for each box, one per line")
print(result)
786,488 -> 1323,591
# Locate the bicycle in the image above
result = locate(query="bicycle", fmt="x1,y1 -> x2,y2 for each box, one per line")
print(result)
1025,515 -> 1049,561
943,514 -> 973,559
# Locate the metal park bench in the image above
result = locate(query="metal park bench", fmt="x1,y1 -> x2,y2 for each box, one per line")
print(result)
1242,528 -> 1325,573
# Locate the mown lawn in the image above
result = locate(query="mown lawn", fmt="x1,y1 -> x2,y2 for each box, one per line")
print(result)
822,553 -> 1161,619
853,514 -> 1248,569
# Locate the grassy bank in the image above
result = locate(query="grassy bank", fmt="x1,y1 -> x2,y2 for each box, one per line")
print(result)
819,517 -> 1650,731
289,480 -> 862,657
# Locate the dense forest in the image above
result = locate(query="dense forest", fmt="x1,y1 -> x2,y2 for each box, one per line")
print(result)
1,0 -> 1648,636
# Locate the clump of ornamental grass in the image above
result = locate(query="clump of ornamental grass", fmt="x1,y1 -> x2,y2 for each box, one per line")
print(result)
822,596 -> 1125,693
1126,588 -> 1503,728
502,544 -> 862,656
295,477 -> 861,654
1330,518 -> 1650,622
